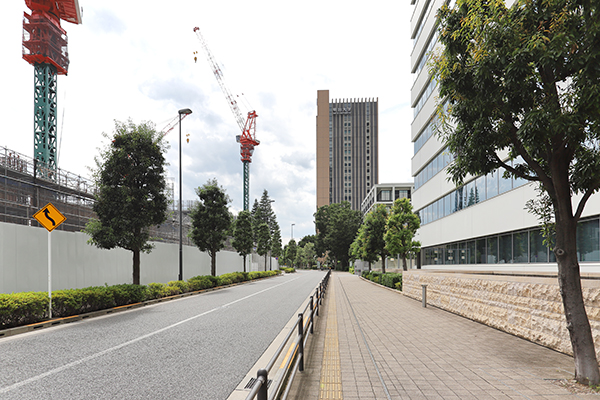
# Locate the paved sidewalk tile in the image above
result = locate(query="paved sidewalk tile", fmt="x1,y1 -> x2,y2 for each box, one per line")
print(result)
289,272 -> 598,400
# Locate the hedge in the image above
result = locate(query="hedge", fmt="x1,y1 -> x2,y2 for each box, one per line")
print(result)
0,270 -> 281,330
362,271 -> 402,291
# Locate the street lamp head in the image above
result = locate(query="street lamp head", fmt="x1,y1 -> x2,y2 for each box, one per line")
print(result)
179,108 -> 193,115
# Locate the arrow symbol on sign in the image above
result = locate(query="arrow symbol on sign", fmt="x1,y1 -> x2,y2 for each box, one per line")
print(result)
43,208 -> 56,226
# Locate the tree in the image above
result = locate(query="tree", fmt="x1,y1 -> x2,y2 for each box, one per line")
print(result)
294,245 -> 305,269
302,242 -> 316,269
232,210 -> 253,273
271,226 -> 283,264
188,179 -> 232,276
85,119 -> 168,285
255,222 -> 271,270
363,204 -> 390,273
314,202 -> 362,270
350,221 -> 378,271
385,198 -> 421,271
432,0 -> 600,384
286,239 -> 298,267
298,234 -> 317,248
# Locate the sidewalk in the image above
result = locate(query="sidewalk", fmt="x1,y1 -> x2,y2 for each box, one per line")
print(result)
287,272 -> 598,399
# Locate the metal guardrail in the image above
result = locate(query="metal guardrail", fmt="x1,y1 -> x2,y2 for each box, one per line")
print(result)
245,270 -> 331,400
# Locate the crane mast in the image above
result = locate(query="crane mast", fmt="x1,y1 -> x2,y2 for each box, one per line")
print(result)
193,27 -> 259,211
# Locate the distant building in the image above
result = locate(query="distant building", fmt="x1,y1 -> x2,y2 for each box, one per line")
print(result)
361,183 -> 413,215
316,90 -> 378,211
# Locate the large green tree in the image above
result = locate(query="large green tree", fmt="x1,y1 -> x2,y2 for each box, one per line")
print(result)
232,210 -> 253,273
285,239 -> 298,268
432,0 -> 600,384
188,179 -> 232,276
363,204 -> 390,273
314,202 -> 362,270
85,119 -> 168,285
385,198 -> 421,271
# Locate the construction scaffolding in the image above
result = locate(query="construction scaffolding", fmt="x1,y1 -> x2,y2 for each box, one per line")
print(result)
0,146 -> 196,245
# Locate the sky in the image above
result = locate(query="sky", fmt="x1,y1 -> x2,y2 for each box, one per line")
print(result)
1,1 -> 414,244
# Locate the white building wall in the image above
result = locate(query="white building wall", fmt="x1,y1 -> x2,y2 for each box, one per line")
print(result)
409,0 -> 600,271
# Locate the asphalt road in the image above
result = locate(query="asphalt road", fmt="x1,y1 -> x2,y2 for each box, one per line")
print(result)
0,270 -> 326,400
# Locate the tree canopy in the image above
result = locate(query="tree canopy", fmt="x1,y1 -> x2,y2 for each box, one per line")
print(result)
385,198 -> 421,271
314,202 -> 362,270
432,0 -> 600,384
85,119 -> 168,285
232,210 -> 253,273
188,179 -> 232,276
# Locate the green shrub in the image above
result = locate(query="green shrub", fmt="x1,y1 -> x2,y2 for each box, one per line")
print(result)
381,273 -> 402,290
279,267 -> 295,273
109,284 -> 148,305
187,276 -> 214,291
167,280 -> 189,294
218,277 -> 233,286
349,266 -> 355,274
146,283 -> 166,300
361,270 -> 370,278
395,281 -> 402,291
161,284 -> 181,297
0,292 -> 49,329
219,272 -> 247,284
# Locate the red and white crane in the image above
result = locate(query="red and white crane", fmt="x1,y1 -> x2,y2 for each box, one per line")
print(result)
193,26 -> 259,211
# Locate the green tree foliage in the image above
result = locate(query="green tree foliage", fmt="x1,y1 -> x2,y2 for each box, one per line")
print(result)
285,239 -> 298,267
302,242 -> 316,269
363,205 -> 390,273
255,222 -> 271,270
350,219 -> 379,271
85,119 -> 168,285
432,0 -> 600,384
188,179 -> 232,276
298,234 -> 317,248
232,210 -> 253,273
385,198 -> 421,271
314,202 -> 362,270
294,245 -> 305,269
271,226 -> 283,260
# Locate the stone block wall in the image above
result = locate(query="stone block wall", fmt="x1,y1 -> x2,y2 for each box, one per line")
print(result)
403,270 -> 600,360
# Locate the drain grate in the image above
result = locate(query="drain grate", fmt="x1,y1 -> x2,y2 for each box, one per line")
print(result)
244,377 -> 272,390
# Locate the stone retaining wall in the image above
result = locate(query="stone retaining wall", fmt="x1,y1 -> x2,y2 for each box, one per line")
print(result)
403,270 -> 600,360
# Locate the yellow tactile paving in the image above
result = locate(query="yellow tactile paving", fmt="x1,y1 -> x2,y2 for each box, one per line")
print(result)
318,283 -> 343,400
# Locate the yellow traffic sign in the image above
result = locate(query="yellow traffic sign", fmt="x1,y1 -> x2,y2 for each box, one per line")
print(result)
33,203 -> 66,232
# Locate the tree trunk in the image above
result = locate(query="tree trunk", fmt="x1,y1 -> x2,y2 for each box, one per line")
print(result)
555,213 -> 600,385
243,254 -> 247,273
402,256 -> 408,271
551,160 -> 600,385
210,251 -> 216,276
132,249 -> 140,285
381,255 -> 386,274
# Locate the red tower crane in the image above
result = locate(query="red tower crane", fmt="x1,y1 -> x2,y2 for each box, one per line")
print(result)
193,26 -> 259,211
22,0 -> 82,176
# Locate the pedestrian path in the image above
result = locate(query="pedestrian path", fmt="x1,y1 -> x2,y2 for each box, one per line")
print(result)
287,272 -> 597,399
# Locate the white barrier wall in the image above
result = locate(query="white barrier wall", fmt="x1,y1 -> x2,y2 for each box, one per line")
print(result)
0,222 -> 275,294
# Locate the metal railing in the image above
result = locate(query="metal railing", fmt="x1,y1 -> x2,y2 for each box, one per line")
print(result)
245,270 -> 331,400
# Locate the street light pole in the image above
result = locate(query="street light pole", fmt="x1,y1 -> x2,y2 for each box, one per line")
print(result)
291,223 -> 295,240
178,108 -> 192,281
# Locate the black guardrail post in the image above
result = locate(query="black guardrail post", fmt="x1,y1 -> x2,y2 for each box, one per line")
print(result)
298,313 -> 304,372
315,287 -> 320,317
257,369 -> 268,400
309,296 -> 314,334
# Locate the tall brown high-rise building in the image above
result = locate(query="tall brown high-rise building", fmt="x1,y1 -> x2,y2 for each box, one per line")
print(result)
316,90 -> 378,211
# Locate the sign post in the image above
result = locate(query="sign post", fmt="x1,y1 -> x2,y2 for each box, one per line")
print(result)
33,203 -> 66,319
